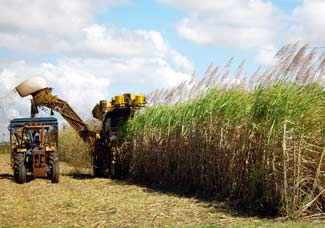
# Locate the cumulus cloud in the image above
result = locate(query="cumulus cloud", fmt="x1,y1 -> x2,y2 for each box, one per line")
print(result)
159,0 -> 282,49
71,24 -> 194,72
0,0 -> 125,34
0,0 -> 127,53
0,0 -> 194,74
289,0 -> 325,45
158,0 -> 325,65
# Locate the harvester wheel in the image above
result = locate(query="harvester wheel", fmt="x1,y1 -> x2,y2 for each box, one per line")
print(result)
49,152 -> 59,183
14,153 -> 27,184
93,166 -> 104,177
93,159 -> 109,178
92,146 -> 110,178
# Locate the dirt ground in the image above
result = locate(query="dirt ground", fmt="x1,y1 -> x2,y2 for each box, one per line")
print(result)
0,154 -> 324,228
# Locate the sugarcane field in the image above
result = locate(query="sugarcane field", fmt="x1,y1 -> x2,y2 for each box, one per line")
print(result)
0,1 -> 324,228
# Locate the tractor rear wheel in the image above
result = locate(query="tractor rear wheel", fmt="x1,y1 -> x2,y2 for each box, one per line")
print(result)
14,153 -> 26,184
49,152 -> 59,183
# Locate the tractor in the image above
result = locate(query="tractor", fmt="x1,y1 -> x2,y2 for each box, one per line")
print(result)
9,117 -> 59,184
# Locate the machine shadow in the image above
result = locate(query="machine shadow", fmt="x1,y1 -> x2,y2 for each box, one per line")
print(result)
63,173 -> 95,180
0,173 -> 14,181
113,178 -> 278,219
0,173 -> 37,183
60,170 -> 276,218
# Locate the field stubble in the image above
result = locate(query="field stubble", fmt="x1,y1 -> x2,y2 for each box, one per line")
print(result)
1,153 -> 324,228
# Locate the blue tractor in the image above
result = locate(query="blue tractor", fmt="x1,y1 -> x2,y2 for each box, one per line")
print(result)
9,117 -> 59,184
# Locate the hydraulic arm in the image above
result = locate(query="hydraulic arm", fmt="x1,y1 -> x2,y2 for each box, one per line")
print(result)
30,88 -> 96,145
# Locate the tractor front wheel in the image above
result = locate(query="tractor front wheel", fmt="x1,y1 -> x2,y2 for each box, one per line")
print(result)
14,153 -> 27,184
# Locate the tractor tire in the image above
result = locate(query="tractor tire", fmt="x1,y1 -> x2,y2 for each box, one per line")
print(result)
92,145 -> 110,178
14,153 -> 27,184
93,161 -> 109,178
93,166 -> 104,177
49,152 -> 59,183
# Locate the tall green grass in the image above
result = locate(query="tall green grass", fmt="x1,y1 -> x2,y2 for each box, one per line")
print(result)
122,83 -> 324,217
118,45 -> 325,217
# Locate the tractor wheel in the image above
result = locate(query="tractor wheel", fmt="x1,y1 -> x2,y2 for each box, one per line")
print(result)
93,166 -> 104,177
14,153 -> 26,184
49,152 -> 59,183
92,146 -> 110,178
93,160 -> 109,178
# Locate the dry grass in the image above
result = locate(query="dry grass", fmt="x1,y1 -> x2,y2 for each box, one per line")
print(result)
0,142 -> 10,154
1,154 -> 324,228
59,127 -> 92,170
59,120 -> 100,170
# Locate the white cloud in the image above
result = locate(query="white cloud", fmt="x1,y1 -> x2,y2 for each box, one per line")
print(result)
255,45 -> 277,66
159,0 -> 325,66
0,22 -> 194,73
159,0 -> 282,49
0,0 -> 194,73
289,0 -> 325,45
0,0 -> 124,34
0,0 -> 127,52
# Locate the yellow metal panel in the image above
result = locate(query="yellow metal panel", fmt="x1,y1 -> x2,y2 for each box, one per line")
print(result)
133,95 -> 146,106
107,102 -> 112,110
17,148 -> 27,153
114,95 -> 125,106
45,146 -> 56,151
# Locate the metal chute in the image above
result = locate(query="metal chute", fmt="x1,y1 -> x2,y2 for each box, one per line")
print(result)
15,77 -> 48,97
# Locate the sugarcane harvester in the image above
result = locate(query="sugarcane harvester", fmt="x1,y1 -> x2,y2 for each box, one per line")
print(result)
14,77 -> 146,181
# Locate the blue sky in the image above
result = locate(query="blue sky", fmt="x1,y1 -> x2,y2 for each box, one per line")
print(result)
0,0 -> 324,135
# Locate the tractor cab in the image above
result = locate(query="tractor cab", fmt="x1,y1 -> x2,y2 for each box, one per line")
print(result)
9,117 -> 59,184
